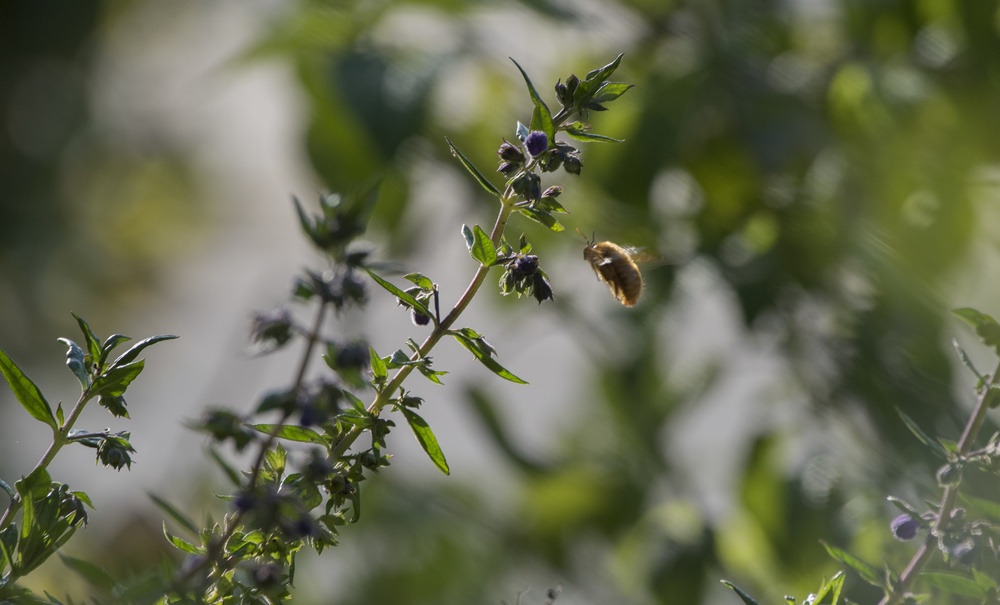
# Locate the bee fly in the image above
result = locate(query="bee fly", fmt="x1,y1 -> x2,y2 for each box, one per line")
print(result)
579,229 -> 645,307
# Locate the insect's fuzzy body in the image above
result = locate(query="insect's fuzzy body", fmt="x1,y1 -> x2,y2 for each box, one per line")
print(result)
583,240 -> 643,307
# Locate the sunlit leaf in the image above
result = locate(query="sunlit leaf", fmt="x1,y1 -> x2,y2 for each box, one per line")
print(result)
0,348 -> 57,430
400,408 -> 449,475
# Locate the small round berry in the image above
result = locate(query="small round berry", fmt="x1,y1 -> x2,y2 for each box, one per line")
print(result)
410,308 -> 431,326
891,514 -> 920,541
524,131 -> 548,157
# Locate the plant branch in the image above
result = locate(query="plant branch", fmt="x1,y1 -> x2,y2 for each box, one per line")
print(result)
879,359 -> 1000,604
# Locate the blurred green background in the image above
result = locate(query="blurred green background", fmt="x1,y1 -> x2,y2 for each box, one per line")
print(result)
4,0 -> 1000,603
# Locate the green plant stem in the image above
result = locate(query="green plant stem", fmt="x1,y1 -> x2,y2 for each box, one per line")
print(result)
0,388 -> 92,532
330,200 -> 516,459
879,359 -> 1000,605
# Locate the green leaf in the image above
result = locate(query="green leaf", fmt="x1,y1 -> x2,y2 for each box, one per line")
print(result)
564,128 -> 624,143
469,225 -> 498,267
953,307 -> 1000,353
264,442 -> 287,475
251,424 -> 326,445
452,331 -> 527,384
510,58 -> 555,144
897,409 -> 950,459
920,571 -> 989,598
162,523 -> 203,556
400,408 -> 449,475
590,81 -> 634,103
149,493 -> 199,535
403,272 -> 434,291
71,314 -> 102,368
518,207 -> 564,232
15,468 -> 51,501
446,137 -> 501,198
720,580 -> 759,605
574,54 -> 624,106
822,541 -> 885,589
58,553 -> 117,592
365,269 -> 433,318
369,347 -> 388,385
98,334 -> 131,371
812,571 -> 846,604
90,360 -> 144,398
886,496 -> 924,521
461,224 -> 475,250
108,335 -> 178,371
208,446 -> 242,487
57,338 -> 90,387
0,348 -> 57,430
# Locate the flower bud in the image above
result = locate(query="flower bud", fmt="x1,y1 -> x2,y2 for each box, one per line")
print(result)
498,161 -> 521,176
542,185 -> 563,198
497,140 -> 524,163
512,255 -> 539,278
563,154 -> 583,175
890,514 -> 920,541
524,131 -> 549,157
410,308 -> 431,326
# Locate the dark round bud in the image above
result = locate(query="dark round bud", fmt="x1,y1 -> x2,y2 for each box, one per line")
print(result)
937,462 -> 963,487
524,131 -> 549,157
498,161 -> 520,176
891,514 -> 920,541
542,185 -> 563,198
563,154 -> 583,175
234,492 -> 256,512
410,308 -> 431,326
341,271 -> 367,303
361,451 -> 379,469
512,255 -> 539,278
497,140 -> 525,163
951,538 -> 977,564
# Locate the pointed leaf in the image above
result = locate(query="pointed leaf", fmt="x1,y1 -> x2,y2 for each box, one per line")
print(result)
920,571 -> 989,598
58,553 -> 117,592
208,446 -> 242,487
452,333 -> 527,384
898,409 -> 950,459
469,225 -> 498,267
518,207 -> 564,232
564,128 -> 624,143
162,523 -> 203,556
446,137 -> 501,197
90,360 -> 144,398
720,580 -> 760,605
822,542 -> 885,589
0,347 -> 57,430
251,424 -> 326,445
590,81 -> 633,103
510,58 -> 555,143
98,334 -> 131,371
365,269 -> 433,317
462,224 -> 475,250
108,335 -> 178,371
149,493 -> 199,535
403,272 -> 434,291
71,314 -> 102,367
400,408 -> 449,475
369,347 -> 388,385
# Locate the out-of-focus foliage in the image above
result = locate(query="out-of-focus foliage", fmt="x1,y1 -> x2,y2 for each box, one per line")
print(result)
246,1 -> 1000,604
6,0 -> 1000,603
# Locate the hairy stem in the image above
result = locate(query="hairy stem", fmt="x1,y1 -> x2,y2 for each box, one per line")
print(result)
879,359 -> 1000,604
330,200 -> 515,459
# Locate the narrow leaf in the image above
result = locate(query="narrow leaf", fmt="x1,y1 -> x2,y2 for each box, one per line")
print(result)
446,137 -> 501,197
400,408 -> 450,475
510,58 -> 555,143
898,409 -> 949,459
564,128 -> 624,143
403,272 -> 434,290
452,334 -> 527,384
0,347 -> 57,430
108,335 -> 178,371
71,314 -> 101,369
251,424 -> 326,445
149,493 -> 199,535
470,225 -> 498,266
822,542 -> 884,589
920,571 -> 989,598
462,224 -> 475,250
98,334 -> 131,370
590,81 -> 634,103
58,553 -> 117,592
162,523 -> 203,556
208,446 -> 242,487
365,269 -> 433,317
369,347 -> 387,384
518,207 -> 564,232
90,360 -> 144,398
720,581 -> 760,605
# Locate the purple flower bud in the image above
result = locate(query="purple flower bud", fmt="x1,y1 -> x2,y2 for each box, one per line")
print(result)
410,308 -> 431,326
891,514 -> 920,541
524,131 -> 548,157
512,255 -> 539,277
